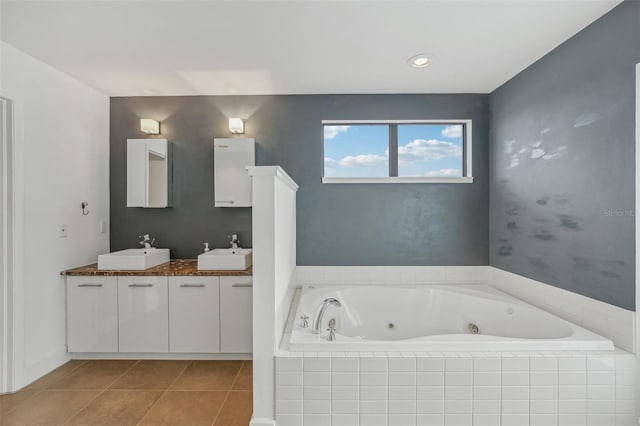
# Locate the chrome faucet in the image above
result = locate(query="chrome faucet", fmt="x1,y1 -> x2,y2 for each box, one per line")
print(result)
229,234 -> 240,249
312,298 -> 341,334
139,234 -> 155,249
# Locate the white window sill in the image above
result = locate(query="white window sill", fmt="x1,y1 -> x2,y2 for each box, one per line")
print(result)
322,176 -> 474,184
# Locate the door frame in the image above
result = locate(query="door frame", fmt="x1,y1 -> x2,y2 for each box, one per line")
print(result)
635,63 -> 640,408
0,89 -> 24,394
0,96 -> 13,393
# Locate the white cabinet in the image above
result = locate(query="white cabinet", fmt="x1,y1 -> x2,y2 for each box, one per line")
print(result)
117,276 -> 169,352
214,138 -> 254,207
220,276 -> 253,353
66,276 -> 118,352
127,138 -> 170,208
66,273 -> 251,355
169,276 -> 220,353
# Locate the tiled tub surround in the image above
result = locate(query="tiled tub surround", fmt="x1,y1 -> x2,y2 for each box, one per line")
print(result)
278,267 -> 638,425
275,351 -> 637,426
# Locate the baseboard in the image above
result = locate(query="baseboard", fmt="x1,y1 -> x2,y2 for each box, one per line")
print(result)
70,352 -> 252,360
24,347 -> 70,389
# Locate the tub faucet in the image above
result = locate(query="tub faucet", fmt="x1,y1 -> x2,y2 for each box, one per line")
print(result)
312,298 -> 341,335
139,234 -> 155,249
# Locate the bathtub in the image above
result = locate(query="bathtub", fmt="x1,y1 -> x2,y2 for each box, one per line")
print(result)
288,284 -> 614,352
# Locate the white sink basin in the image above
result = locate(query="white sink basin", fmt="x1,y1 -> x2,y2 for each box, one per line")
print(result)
198,248 -> 252,270
98,248 -> 170,270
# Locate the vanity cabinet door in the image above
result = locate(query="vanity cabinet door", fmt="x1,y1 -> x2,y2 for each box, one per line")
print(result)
66,276 -> 118,352
117,276 -> 169,352
169,277 -> 220,353
220,276 -> 252,353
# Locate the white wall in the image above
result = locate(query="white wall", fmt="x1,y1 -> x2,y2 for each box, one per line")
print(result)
274,178 -> 297,343
248,166 -> 298,426
0,41 -> 109,389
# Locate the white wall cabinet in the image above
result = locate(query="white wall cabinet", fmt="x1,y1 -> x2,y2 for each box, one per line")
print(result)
214,138 -> 255,207
117,276 -> 169,353
66,276 -> 118,352
66,274 -> 251,355
220,276 -> 253,353
169,276 -> 220,353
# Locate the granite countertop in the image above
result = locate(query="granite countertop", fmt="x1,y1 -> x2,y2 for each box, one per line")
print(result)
61,259 -> 252,276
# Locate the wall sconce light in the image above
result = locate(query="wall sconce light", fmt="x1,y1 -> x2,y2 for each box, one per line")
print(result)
229,118 -> 245,134
140,118 -> 160,134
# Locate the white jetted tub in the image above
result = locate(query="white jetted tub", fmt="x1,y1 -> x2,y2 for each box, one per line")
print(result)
288,285 -> 613,352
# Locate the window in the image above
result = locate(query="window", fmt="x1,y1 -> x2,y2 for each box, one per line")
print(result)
322,120 -> 472,183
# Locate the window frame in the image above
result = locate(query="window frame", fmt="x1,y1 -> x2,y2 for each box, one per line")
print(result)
321,119 -> 473,184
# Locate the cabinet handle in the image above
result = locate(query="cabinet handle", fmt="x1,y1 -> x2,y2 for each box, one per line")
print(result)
128,284 -> 153,288
216,200 -> 235,204
232,283 -> 252,288
78,284 -> 103,288
180,284 -> 205,288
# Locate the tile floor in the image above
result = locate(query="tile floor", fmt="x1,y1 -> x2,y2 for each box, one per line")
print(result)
0,359 -> 253,425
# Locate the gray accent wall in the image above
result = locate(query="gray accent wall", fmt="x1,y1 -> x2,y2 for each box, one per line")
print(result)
489,1 -> 640,310
111,94 -> 489,263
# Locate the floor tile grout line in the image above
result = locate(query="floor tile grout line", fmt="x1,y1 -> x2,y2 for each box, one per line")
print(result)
210,360 -> 245,426
61,360 -> 142,426
135,360 -> 194,426
165,360 -> 194,391
105,360 -> 142,390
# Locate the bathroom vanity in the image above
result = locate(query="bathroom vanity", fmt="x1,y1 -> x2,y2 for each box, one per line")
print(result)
61,260 -> 252,357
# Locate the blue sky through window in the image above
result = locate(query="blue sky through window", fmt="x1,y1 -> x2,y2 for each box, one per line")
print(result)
398,124 -> 463,177
324,125 -> 389,177
323,123 -> 463,178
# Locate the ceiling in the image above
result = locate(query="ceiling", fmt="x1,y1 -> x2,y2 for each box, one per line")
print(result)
0,0 -> 622,96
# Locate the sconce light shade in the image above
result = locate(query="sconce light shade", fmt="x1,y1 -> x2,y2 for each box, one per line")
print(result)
229,118 -> 245,134
140,118 -> 160,134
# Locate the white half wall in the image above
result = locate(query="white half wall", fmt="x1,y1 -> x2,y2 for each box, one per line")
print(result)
248,166 -> 298,426
0,41 -> 109,390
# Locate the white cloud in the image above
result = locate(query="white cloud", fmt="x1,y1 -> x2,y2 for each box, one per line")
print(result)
398,139 -> 462,164
441,125 -> 463,138
425,168 -> 461,177
324,125 -> 351,140
324,157 -> 336,165
338,154 -> 386,167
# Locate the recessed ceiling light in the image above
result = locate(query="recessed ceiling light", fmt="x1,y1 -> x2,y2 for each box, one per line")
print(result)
407,54 -> 431,68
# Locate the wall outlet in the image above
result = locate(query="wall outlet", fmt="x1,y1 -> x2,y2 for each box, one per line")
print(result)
58,224 -> 68,238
